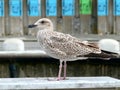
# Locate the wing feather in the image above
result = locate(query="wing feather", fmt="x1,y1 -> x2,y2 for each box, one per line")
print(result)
45,31 -> 101,56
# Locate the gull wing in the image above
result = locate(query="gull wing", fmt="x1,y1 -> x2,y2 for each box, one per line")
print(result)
44,32 -> 101,57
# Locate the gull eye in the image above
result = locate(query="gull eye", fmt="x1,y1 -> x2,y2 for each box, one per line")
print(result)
40,21 -> 45,24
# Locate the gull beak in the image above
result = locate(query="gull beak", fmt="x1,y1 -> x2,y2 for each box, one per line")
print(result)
28,24 -> 37,28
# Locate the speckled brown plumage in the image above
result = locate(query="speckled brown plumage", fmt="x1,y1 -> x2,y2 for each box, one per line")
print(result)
28,18 -> 119,80
37,30 -> 102,60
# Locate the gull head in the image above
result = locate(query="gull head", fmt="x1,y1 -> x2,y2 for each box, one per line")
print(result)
28,18 -> 54,31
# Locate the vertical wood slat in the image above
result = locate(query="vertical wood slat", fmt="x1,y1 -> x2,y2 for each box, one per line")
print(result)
63,16 -> 73,34
41,0 -> 46,18
28,0 -> 41,36
62,0 -> 74,34
23,0 -> 28,35
91,0 -> 98,34
114,17 -> 120,35
98,17 -> 108,35
72,0 -> 81,36
114,0 -> 120,35
80,15 -> 92,34
0,63 -> 9,78
46,0 -> 57,31
9,0 -> 23,36
97,0 -> 114,35
4,0 -> 10,35
10,17 -> 23,36
79,0 -> 92,34
97,0 -> 108,35
0,0 -> 4,36
107,0 -> 114,34
0,17 -> 5,36
56,0 -> 63,32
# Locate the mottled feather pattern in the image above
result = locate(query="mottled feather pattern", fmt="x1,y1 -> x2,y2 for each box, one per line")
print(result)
37,29 -> 101,60
28,18 -> 119,80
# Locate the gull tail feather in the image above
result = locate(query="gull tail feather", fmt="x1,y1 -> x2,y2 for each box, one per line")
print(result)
83,50 -> 120,60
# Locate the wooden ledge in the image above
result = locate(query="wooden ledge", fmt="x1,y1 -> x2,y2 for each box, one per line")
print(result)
0,77 -> 120,89
0,50 -> 48,58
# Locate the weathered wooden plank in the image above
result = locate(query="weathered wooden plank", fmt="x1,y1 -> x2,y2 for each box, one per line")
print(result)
91,0 -> 98,34
107,0 -> 115,34
0,77 -> 119,89
98,17 -> 108,35
0,0 -> 4,36
0,62 -> 9,78
107,0 -> 114,34
113,0 -> 120,34
72,0 -> 81,36
18,58 -> 58,77
0,57 -> 120,79
9,0 -> 23,36
79,0 -> 92,34
10,17 -> 23,36
11,58 -> 120,79
0,17 -> 5,36
4,0 -> 10,35
114,17 -> 120,35
56,17 -> 63,32
56,0 -> 63,32
62,0 -> 74,34
97,0 -> 108,35
41,0 -> 46,18
23,0 -> 28,35
80,15 -> 92,34
62,16 -> 73,34
0,50 -> 47,58
46,0 -> 57,31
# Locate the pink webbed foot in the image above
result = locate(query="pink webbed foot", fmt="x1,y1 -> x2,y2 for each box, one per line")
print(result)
56,77 -> 66,81
47,77 -> 66,81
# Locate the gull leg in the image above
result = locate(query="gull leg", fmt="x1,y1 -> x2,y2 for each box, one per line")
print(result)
63,61 -> 67,80
57,60 -> 63,80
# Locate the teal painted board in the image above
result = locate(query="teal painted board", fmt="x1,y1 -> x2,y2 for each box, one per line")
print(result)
0,0 -> 4,16
9,0 -> 22,17
46,0 -> 57,16
62,0 -> 75,16
114,0 -> 120,16
98,0 -> 108,16
28,0 -> 41,16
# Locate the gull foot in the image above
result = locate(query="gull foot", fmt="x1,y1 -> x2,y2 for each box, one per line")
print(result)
47,77 -> 67,81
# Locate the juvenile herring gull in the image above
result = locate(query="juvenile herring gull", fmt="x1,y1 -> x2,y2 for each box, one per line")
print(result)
28,18 -> 119,80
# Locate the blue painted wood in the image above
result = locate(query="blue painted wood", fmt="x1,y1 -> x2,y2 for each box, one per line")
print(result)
62,0 -> 75,16
97,0 -> 108,16
0,0 -> 4,16
46,0 -> 57,16
114,0 -> 120,16
28,0 -> 41,16
9,0 -> 22,17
